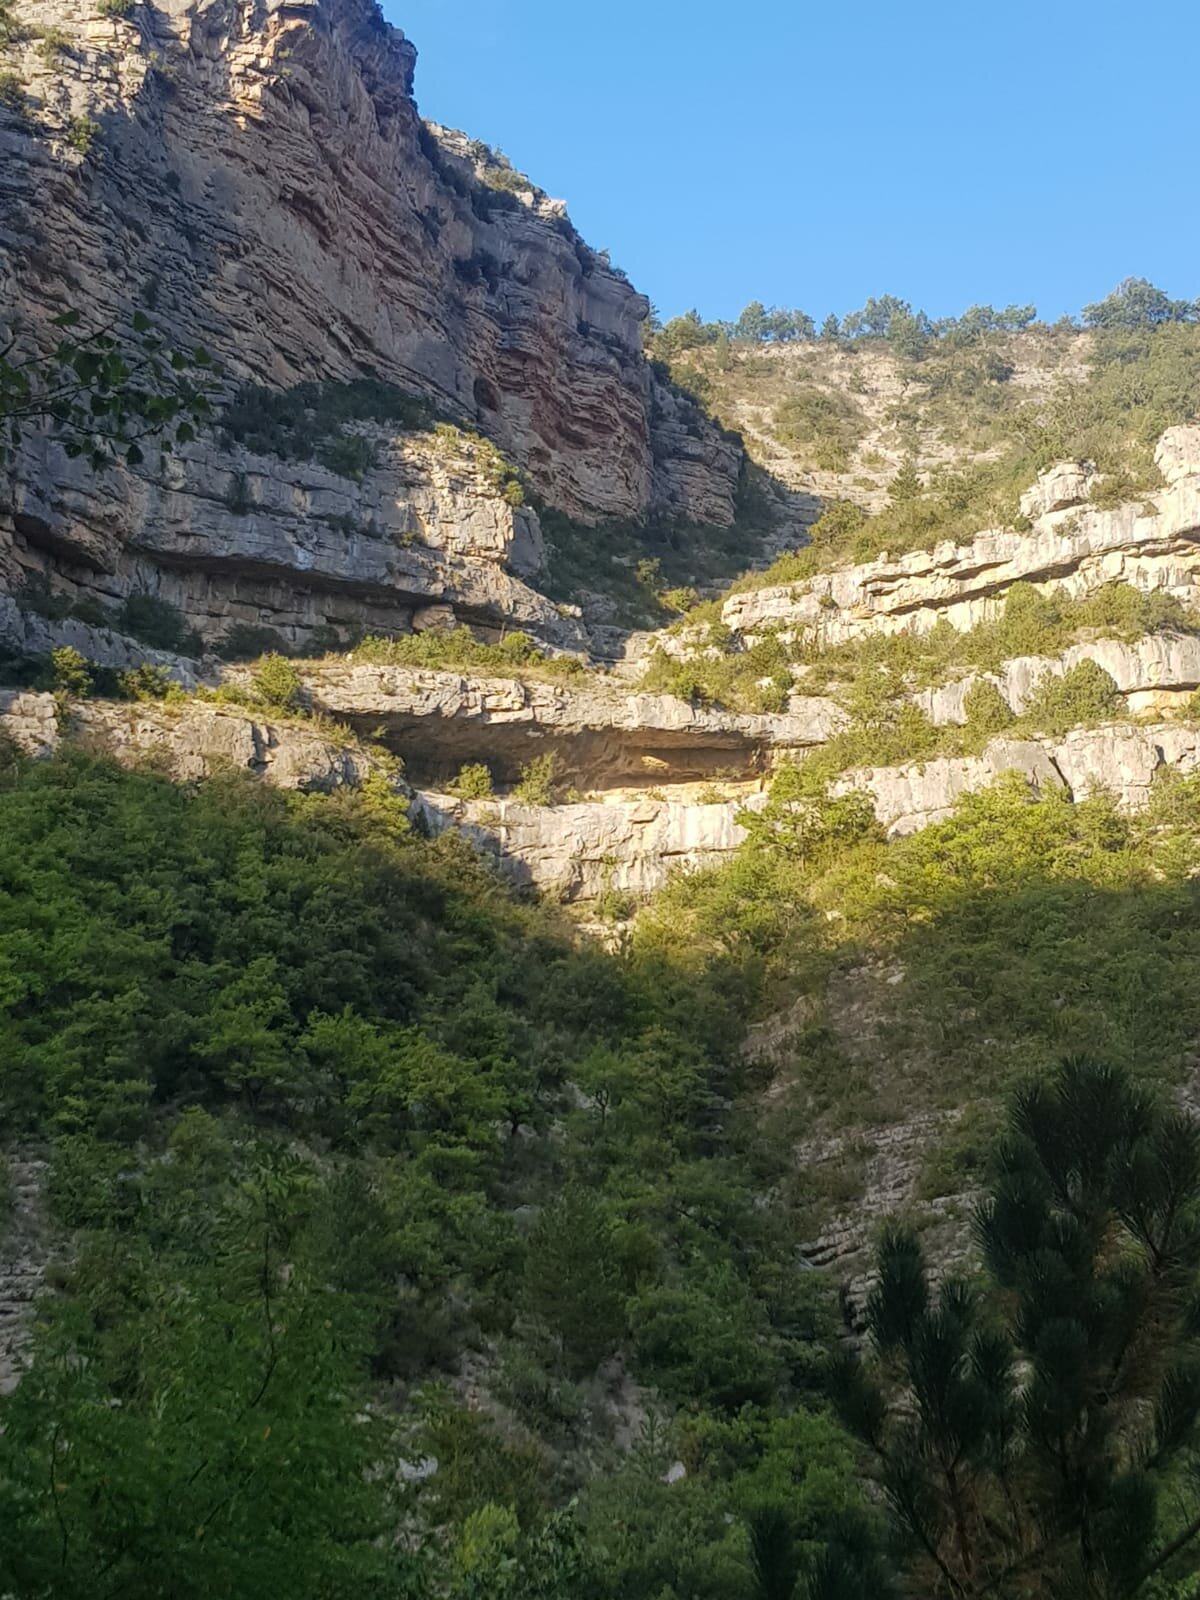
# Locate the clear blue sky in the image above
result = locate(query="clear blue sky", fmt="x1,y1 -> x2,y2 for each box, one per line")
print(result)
390,0 -> 1200,326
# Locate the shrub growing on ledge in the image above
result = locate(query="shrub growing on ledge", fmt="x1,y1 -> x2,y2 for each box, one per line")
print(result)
220,379 -> 434,469
116,593 -> 202,657
1020,659 -> 1121,736
514,752 -> 562,806
449,762 -> 494,800
250,653 -> 303,711
351,627 -> 586,681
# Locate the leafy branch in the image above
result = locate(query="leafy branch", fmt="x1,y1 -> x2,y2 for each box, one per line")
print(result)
0,306 -> 221,469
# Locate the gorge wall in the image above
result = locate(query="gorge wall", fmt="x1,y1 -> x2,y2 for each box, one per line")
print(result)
0,0 -> 742,651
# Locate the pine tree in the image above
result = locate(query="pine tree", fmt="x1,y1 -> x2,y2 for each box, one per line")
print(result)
827,1058 -> 1200,1599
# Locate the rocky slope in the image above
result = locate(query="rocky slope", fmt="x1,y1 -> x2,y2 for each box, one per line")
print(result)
721,426 -> 1200,644
666,327 -> 1091,513
0,0 -> 742,651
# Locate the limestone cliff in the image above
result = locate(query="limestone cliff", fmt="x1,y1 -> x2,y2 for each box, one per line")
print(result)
0,0 -> 741,648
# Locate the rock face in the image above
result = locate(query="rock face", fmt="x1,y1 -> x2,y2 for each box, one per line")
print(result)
721,428 -> 1200,645
1018,460 -> 1098,520
0,690 -> 391,789
916,632 -> 1200,724
7,429 -> 587,653
0,0 -> 740,648
303,662 -> 846,785
413,790 -> 768,901
0,593 -> 204,684
6,685 -> 1200,901
835,723 -> 1200,836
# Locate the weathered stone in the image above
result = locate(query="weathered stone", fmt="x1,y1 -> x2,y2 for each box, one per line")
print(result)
0,595 -> 202,685
1018,460 -> 1097,520
412,789 -> 769,901
4,430 -> 587,654
0,0 -> 740,656
721,426 -> 1200,646
832,738 -> 1065,836
0,691 -> 392,791
303,662 -> 846,785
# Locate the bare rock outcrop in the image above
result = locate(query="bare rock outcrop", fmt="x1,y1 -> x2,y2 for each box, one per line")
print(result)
7,430 -> 586,653
722,427 -> 1200,645
303,662 -> 846,785
0,1155 -> 50,1396
0,690 -> 392,789
0,0 -> 741,649
413,789 -> 768,901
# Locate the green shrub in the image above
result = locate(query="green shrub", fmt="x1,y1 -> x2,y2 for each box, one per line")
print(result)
1021,660 -> 1122,735
225,470 -> 252,514
962,677 -> 1015,739
116,593 -> 202,656
514,752 -> 561,806
0,72 -> 27,112
65,115 -> 100,154
69,594 -> 113,628
250,652 -> 303,710
450,762 -> 494,800
221,378 -> 433,465
51,646 -> 92,699
95,0 -> 135,17
15,575 -> 72,621
318,431 -> 376,482
215,623 -> 289,661
34,26 -> 73,59
116,663 -> 177,701
660,585 -> 701,615
773,387 -> 865,468
349,626 -> 585,682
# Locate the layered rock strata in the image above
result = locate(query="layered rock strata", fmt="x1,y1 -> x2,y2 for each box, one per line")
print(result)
0,0 -> 740,646
5,688 -> 1200,900
302,662 -> 846,785
0,689 -> 390,789
721,428 -> 1200,644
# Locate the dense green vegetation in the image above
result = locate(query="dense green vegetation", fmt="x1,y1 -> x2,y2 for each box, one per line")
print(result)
349,626 -> 588,680
220,378 -> 436,478
651,279 -> 1196,365
538,461 -> 778,631
643,766 -> 1200,1133
9,743 -> 1200,1591
0,746 -> 858,1597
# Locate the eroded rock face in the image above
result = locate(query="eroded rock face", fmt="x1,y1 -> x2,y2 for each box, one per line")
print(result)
1018,460 -> 1097,520
0,594 -> 204,684
7,687 -> 1200,901
0,690 -> 391,789
0,0 -> 740,647
916,632 -> 1200,725
721,427 -> 1200,644
0,1155 -> 50,1397
413,789 -> 768,901
834,723 -> 1200,836
6,430 -> 585,652
303,662 -> 846,785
